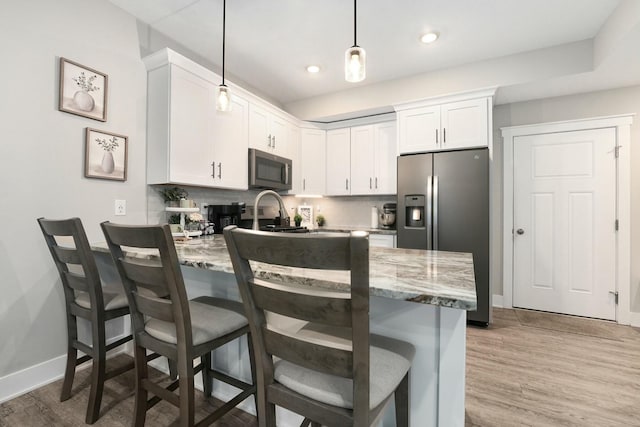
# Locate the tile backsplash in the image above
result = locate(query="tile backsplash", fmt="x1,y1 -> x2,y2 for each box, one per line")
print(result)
148,184 -> 395,229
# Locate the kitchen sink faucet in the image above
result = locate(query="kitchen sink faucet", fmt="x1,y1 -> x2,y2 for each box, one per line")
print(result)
252,189 -> 290,230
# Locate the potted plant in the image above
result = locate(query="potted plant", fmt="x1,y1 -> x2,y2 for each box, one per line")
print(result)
316,214 -> 325,227
293,213 -> 303,227
158,186 -> 188,207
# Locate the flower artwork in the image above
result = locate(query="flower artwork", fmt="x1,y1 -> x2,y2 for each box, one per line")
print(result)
85,128 -> 128,181
59,58 -> 108,121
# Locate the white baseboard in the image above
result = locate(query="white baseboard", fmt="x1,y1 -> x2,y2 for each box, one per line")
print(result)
492,294 -> 504,308
0,334 -> 129,405
0,354 -> 67,404
630,311 -> 640,328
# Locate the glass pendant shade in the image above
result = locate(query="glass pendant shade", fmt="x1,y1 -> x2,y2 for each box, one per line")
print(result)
216,84 -> 231,111
345,46 -> 366,82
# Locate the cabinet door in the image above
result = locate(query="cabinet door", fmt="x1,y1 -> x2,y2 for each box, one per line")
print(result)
169,65 -> 215,186
211,95 -> 249,190
350,125 -> 375,195
370,234 -> 396,248
270,114 -> 289,158
440,98 -> 488,150
374,122 -> 397,194
326,129 -> 351,195
248,103 -> 271,152
287,123 -> 301,195
397,106 -> 440,154
299,129 -> 326,195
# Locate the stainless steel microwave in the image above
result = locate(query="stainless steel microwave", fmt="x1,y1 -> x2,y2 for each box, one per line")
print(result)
248,148 -> 292,191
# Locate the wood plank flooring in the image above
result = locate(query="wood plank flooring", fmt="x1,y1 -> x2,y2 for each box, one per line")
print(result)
1,308 -> 639,426
465,308 -> 640,427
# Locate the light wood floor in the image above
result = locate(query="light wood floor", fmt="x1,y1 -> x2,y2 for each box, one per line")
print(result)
2,308 -> 639,426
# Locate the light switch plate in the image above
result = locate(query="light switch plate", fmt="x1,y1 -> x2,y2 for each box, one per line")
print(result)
115,199 -> 126,216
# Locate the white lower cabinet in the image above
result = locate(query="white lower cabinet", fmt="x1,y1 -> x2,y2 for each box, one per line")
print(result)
370,234 -> 396,248
146,61 -> 248,190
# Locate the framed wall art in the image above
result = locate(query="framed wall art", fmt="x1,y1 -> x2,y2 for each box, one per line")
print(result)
297,205 -> 313,229
59,57 -> 108,121
85,128 -> 127,181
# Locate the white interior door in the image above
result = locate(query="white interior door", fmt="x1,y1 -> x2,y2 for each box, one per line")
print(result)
513,128 -> 617,320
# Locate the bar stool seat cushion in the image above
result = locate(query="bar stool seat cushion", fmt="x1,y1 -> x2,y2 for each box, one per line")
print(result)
145,300 -> 248,346
273,324 -> 415,410
75,283 -> 128,310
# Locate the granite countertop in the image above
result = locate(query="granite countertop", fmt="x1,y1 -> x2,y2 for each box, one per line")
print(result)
314,226 -> 397,235
92,234 -> 476,311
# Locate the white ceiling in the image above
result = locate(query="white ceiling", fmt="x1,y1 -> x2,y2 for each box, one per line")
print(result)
109,0 -> 640,117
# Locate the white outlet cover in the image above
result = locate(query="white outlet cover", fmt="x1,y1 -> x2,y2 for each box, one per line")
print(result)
115,199 -> 126,216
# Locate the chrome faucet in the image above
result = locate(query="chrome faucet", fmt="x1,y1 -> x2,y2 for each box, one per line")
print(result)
253,190 -> 290,230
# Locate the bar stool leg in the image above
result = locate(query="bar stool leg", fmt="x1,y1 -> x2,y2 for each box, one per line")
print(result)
86,325 -> 106,424
394,372 -> 410,427
60,315 -> 78,402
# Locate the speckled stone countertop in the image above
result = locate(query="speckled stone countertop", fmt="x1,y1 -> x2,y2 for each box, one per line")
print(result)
92,234 -> 476,311
313,226 -> 397,235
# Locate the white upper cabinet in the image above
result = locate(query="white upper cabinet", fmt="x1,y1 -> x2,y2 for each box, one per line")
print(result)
350,122 -> 397,195
325,128 -> 351,196
397,106 -> 441,154
146,62 -> 248,190
249,103 -> 289,158
298,128 -> 326,195
396,92 -> 492,154
145,50 -> 250,190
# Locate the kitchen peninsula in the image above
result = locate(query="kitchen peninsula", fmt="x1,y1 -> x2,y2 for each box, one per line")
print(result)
93,234 -> 476,427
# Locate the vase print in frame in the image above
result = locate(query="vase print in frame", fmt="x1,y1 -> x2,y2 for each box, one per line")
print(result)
59,58 -> 108,121
85,128 -> 127,181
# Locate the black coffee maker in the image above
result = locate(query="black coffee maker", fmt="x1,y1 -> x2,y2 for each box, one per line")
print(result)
207,203 -> 244,234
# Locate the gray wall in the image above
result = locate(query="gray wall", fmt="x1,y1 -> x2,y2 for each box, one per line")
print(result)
491,85 -> 640,313
0,0 -> 148,380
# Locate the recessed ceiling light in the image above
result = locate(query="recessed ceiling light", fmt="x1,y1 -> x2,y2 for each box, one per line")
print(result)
306,65 -> 320,73
420,32 -> 439,44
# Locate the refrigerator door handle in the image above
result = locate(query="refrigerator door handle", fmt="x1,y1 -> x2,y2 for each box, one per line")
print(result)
427,176 -> 433,250
433,176 -> 439,250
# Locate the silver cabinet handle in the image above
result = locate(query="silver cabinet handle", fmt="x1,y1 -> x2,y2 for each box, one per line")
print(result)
443,128 -> 446,143
369,177 -> 372,189
268,134 -> 272,147
211,161 -> 216,179
375,177 -> 378,189
516,228 -> 525,235
272,136 -> 276,148
218,162 -> 222,179
303,178 -> 306,191
345,178 -> 349,190
435,129 -> 438,144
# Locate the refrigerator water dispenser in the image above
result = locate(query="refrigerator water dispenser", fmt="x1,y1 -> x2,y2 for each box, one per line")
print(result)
404,195 -> 425,227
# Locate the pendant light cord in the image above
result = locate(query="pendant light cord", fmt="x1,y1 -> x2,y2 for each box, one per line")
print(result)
222,0 -> 226,85
353,0 -> 357,47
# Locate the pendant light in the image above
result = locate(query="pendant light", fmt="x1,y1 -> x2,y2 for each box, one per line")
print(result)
216,0 -> 231,111
345,0 -> 365,82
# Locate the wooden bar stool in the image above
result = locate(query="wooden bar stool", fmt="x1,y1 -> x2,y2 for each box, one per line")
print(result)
37,217 -> 141,424
101,222 -> 256,427
224,226 -> 415,427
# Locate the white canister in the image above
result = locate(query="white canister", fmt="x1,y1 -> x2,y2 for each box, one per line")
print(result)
371,206 -> 379,229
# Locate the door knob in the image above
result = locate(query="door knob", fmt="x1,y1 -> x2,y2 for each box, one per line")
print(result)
516,228 -> 525,235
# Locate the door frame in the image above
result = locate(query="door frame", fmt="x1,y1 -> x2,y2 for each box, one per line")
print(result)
502,114 -> 633,324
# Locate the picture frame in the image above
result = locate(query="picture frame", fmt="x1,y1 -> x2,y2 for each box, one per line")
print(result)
85,128 -> 128,181
59,57 -> 108,121
298,205 -> 314,229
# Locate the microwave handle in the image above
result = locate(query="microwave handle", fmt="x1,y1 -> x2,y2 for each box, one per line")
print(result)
283,163 -> 290,185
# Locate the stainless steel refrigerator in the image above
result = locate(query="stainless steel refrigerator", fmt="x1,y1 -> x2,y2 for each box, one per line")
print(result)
397,148 -> 490,325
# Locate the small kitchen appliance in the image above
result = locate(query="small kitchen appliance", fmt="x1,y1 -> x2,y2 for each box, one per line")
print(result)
378,203 -> 397,229
207,203 -> 244,234
248,148 -> 292,191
